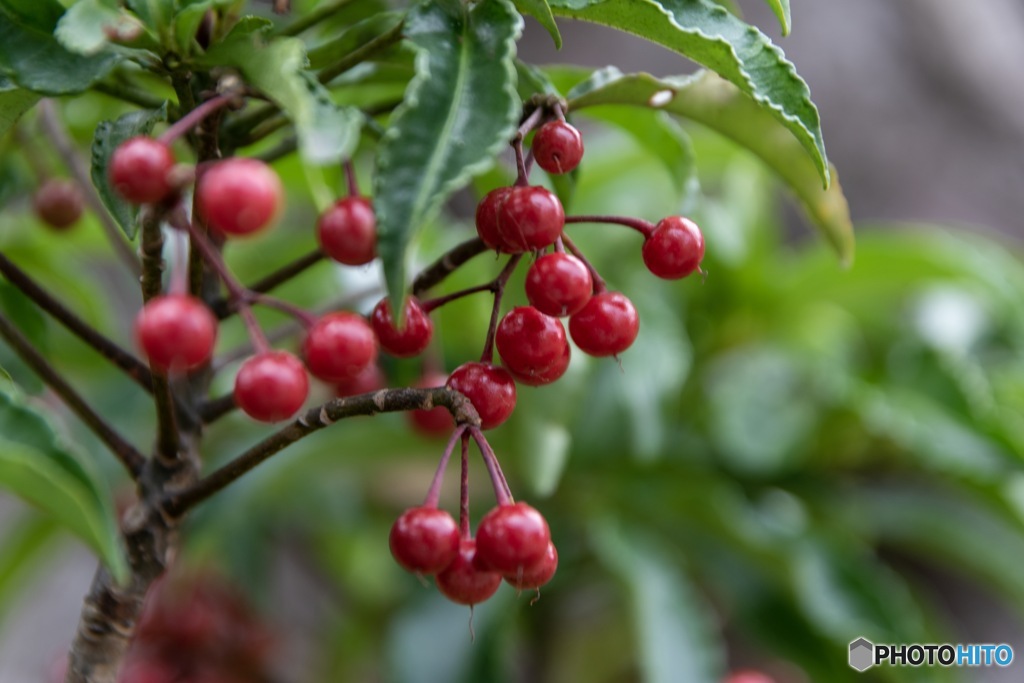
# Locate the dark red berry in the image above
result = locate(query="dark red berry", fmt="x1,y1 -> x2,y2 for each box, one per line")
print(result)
135,295 -> 217,372
370,296 -> 433,358
569,291 -> 639,357
495,306 -> 567,381
389,507 -> 460,575
335,363 -> 385,397
509,340 -> 569,387
475,187 -> 512,250
33,179 -> 83,229
303,312 -> 378,383
496,185 -> 564,252
197,158 -> 283,236
117,658 -> 177,683
505,541 -> 558,590
532,121 -> 584,174
234,351 -> 309,422
525,253 -> 593,317
109,137 -> 175,204
474,502 -> 551,574
725,672 -> 775,683
407,373 -> 453,436
317,196 -> 376,265
435,538 -> 501,606
643,216 -> 705,279
446,362 -> 516,430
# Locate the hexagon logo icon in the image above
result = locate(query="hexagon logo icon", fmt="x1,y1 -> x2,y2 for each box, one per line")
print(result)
849,637 -> 874,671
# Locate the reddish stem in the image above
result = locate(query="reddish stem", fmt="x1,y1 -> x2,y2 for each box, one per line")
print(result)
564,214 -> 657,239
344,158 -> 359,196
517,107 -> 544,140
512,137 -> 530,186
420,282 -> 495,313
250,293 -> 317,328
459,432 -> 471,539
480,255 -> 521,363
470,427 -> 512,506
560,233 -> 606,294
423,425 -> 467,508
158,93 -> 237,145
554,236 -> 566,254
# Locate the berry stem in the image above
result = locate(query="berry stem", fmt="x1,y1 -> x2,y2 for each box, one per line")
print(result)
517,106 -> 545,141
344,158 -> 359,196
564,214 -> 657,239
411,238 -> 489,297
459,431 -> 471,539
512,137 -> 530,186
158,92 -> 239,145
481,255 -> 522,363
469,427 -> 513,506
420,282 -> 495,313
423,425 -> 467,508
560,234 -> 607,294
210,248 -> 325,319
554,236 -> 566,254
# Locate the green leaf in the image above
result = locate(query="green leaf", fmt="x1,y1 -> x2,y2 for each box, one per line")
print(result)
0,0 -> 120,94
90,103 -> 168,240
0,388 -> 126,582
591,523 -> 724,683
0,514 -> 60,631
306,11 -> 404,69
54,0 -> 125,56
568,69 -> 853,265
124,0 -> 174,44
513,0 -> 562,49
548,0 -> 828,187
0,88 -> 39,137
200,19 -> 362,166
763,0 -> 791,36
373,0 -> 522,307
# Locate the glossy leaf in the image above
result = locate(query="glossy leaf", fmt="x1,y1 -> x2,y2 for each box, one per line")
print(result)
89,104 -> 168,240
763,0 -> 791,36
548,0 -> 828,186
54,0 -> 123,56
373,0 -> 522,307
513,0 -> 562,49
569,69 -> 853,264
0,87 -> 39,137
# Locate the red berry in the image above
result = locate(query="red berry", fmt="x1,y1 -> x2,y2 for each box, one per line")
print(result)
370,296 -> 433,358
33,179 -> 83,229
335,363 -> 385,398
475,187 -> 512,250
109,137 -> 175,204
474,502 -> 551,574
643,216 -> 705,279
568,291 -> 639,357
725,672 -> 775,683
135,295 -> 217,372
446,362 -> 516,430
197,158 -> 283,236
496,185 -> 564,252
435,538 -> 501,606
302,312 -> 378,383
509,339 -> 569,387
317,196 -> 376,266
505,541 -> 558,590
234,351 -> 309,422
525,253 -> 593,317
389,507 -> 460,575
117,658 -> 177,683
407,372 -> 453,436
495,306 -> 567,381
532,121 -> 584,174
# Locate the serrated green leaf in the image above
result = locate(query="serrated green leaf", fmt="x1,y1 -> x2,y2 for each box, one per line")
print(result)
200,19 -> 362,166
0,1 -> 120,94
568,69 -> 853,264
54,0 -> 123,56
373,0 -> 522,307
513,0 -> 562,49
763,0 -> 791,36
591,523 -> 724,683
548,0 -> 828,187
0,87 -> 39,137
90,104 -> 168,240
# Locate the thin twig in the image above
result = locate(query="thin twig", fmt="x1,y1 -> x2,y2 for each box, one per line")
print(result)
0,313 -> 146,477
481,255 -> 521,363
164,387 -> 481,515
564,214 -> 656,238
411,237 -> 489,297
209,248 -> 324,319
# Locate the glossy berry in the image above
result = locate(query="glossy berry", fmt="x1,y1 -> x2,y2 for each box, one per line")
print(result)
370,297 -> 433,358
197,158 -> 283,236
335,363 -> 385,398
569,291 -> 639,357
407,373 -> 453,436
643,216 -> 705,279
33,179 -> 83,229
436,538 -> 501,606
496,185 -> 565,252
475,187 -> 512,251
509,340 -> 570,387
496,306 -> 567,382
525,253 -> 593,317
724,672 -> 775,683
234,351 -> 309,422
505,541 -> 558,590
389,507 -> 460,575
474,502 -> 551,574
317,196 -> 376,265
532,121 -> 584,174
446,362 -> 516,430
135,295 -> 217,372
303,312 -> 378,383
109,137 -> 175,204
